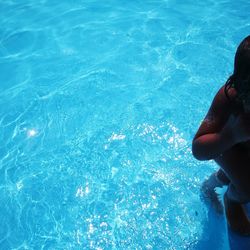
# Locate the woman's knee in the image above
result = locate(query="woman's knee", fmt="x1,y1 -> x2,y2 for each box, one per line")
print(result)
227,184 -> 250,203
240,186 -> 250,202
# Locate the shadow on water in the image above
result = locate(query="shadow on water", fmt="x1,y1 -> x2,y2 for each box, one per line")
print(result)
228,230 -> 250,250
193,195 -> 250,250
193,195 -> 229,250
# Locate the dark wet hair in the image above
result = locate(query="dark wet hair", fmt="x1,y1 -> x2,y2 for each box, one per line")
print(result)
224,35 -> 250,102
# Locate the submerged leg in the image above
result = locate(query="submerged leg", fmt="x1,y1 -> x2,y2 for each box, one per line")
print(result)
224,185 -> 250,236
215,148 -> 250,234
201,169 -> 229,213
216,168 -> 230,185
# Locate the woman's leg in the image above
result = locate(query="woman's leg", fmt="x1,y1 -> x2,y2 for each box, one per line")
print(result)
216,168 -> 230,185
215,148 -> 250,235
224,185 -> 250,235
201,169 -> 229,213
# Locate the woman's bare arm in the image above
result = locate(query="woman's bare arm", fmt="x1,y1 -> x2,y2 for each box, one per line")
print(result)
192,86 -> 237,160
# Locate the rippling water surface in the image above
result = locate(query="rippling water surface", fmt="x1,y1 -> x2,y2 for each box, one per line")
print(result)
0,0 -> 249,249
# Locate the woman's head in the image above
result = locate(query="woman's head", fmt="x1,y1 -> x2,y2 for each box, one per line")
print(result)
225,35 -> 250,108
234,35 -> 250,78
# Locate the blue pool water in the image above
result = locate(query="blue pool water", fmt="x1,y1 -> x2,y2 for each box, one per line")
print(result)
0,0 -> 250,249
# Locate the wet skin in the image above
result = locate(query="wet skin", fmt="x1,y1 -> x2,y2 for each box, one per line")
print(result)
215,145 -> 250,235
193,84 -> 250,235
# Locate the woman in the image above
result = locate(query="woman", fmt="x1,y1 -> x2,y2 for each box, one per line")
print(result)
192,35 -> 250,235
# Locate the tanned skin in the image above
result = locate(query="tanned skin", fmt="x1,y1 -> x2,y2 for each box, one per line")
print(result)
192,84 -> 250,235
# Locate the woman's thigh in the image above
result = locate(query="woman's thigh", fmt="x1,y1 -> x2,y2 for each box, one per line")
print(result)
215,146 -> 250,195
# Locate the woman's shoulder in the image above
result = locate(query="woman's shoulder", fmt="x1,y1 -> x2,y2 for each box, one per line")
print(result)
219,84 -> 243,115
211,84 -> 234,106
209,84 -> 242,115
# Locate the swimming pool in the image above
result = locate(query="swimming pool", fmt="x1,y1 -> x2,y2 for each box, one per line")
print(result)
0,0 -> 249,249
